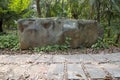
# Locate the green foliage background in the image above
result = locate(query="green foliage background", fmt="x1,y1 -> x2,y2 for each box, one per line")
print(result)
0,0 -> 120,51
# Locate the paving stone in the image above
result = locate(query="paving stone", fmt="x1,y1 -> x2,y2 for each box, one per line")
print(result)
0,55 -> 10,63
65,55 -> 81,63
67,63 -> 87,80
100,63 -> 120,79
0,55 -> 9,60
25,64 -> 48,79
35,55 -> 53,63
46,64 -> 64,80
0,53 -> 120,80
104,53 -> 120,62
0,64 -> 31,79
111,62 -> 120,67
77,54 -> 95,64
88,54 -> 109,64
0,54 -> 41,64
52,55 -> 66,63
84,64 -> 106,80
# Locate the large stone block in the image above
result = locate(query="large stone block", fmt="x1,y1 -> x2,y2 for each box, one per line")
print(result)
59,19 -> 100,48
18,18 -> 103,49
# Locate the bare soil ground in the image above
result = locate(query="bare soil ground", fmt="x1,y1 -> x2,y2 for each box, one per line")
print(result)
0,46 -> 120,55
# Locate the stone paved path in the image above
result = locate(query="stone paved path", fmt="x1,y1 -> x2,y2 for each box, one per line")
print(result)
0,53 -> 120,80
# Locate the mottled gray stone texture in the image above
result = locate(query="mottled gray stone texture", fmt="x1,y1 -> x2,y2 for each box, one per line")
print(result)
18,18 -> 103,49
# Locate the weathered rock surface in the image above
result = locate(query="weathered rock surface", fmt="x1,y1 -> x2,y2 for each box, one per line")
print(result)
18,18 -> 103,49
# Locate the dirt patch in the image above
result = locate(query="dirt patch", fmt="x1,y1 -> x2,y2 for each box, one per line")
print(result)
0,46 -> 120,55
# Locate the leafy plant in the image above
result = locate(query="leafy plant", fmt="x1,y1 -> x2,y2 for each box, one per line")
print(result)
0,0 -> 32,33
92,37 -> 109,49
33,37 -> 71,52
0,34 -> 19,50
33,44 -> 68,52
94,23 -> 119,49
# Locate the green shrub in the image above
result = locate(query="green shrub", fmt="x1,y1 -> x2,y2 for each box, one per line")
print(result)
0,34 -> 19,50
33,37 -> 71,52
0,34 -> 71,52
33,44 -> 69,52
92,37 -> 109,49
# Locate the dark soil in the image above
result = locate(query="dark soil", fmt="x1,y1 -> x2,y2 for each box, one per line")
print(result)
0,46 -> 120,55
